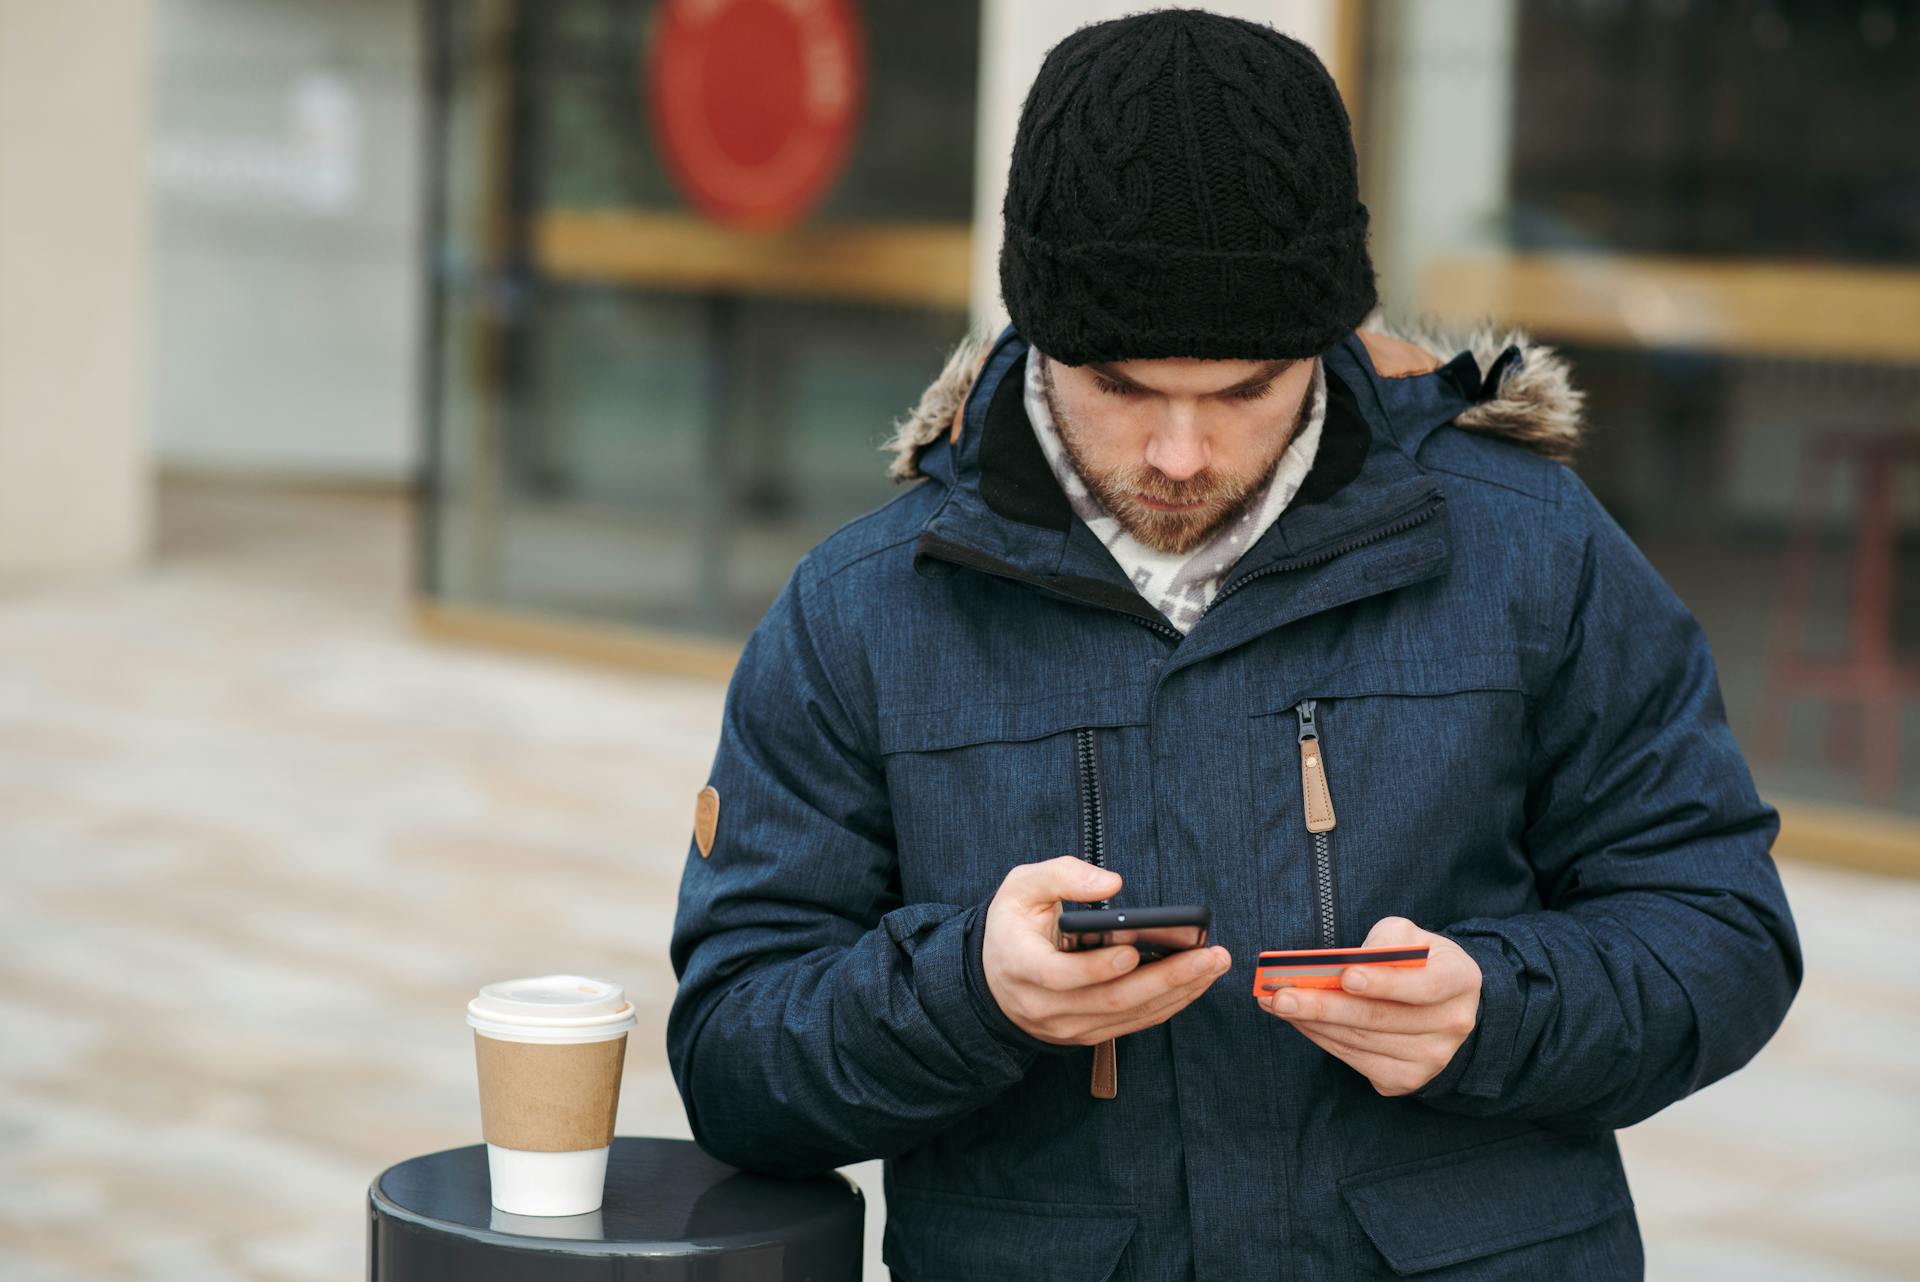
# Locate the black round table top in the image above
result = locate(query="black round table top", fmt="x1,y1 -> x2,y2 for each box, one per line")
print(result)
367,1136 -> 864,1280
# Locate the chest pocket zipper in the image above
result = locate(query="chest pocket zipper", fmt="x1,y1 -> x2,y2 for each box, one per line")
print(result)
1073,728 -> 1119,1101
1295,699 -> 1341,949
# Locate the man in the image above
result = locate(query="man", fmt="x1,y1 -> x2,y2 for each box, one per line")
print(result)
668,9 -> 1801,1279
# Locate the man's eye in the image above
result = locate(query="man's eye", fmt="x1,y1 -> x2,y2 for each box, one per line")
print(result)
1091,376 -> 1275,400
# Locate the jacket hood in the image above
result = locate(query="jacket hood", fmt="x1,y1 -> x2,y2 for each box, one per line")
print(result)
882,316 -> 1586,483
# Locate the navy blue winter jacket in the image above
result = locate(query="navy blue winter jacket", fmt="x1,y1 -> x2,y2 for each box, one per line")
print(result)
668,323 -> 1802,1280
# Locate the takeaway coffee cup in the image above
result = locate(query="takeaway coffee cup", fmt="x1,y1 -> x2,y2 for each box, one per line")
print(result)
467,975 -> 637,1216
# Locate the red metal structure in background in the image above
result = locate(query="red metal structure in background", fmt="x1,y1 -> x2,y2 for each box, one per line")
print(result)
1754,432 -> 1920,804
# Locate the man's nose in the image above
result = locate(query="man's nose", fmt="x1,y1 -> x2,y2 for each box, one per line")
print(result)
1144,411 -> 1208,482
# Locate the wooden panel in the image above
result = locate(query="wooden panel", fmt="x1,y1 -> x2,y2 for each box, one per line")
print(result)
535,210 -> 973,310
413,599 -> 740,682
1776,800 -> 1920,878
1419,252 -> 1920,363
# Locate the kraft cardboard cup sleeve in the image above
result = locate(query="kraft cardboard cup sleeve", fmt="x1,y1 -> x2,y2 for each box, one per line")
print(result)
467,975 -> 637,1216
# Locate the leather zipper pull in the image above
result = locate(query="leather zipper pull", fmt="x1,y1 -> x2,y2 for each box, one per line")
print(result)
1296,699 -> 1336,833
1091,1037 -> 1117,1099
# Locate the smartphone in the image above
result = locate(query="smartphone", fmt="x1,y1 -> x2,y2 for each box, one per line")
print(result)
1055,905 -> 1211,961
1252,944 -> 1430,993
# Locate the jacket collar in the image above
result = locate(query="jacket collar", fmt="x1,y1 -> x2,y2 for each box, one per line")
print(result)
884,320 -> 1578,484
911,325 -> 1476,656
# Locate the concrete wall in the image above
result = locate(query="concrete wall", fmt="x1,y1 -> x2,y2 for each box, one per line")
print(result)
0,0 -> 155,577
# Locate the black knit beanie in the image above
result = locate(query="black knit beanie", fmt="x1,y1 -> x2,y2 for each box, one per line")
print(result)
999,8 -> 1378,365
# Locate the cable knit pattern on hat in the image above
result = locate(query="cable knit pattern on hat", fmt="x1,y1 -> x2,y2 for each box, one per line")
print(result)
999,8 -> 1378,365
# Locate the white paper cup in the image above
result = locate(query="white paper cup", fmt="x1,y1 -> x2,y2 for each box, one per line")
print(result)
491,1204 -> 605,1240
467,975 -> 637,1217
484,1149 -> 612,1221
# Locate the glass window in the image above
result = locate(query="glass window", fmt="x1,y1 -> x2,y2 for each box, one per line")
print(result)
422,0 -> 979,638
1361,0 -> 1920,822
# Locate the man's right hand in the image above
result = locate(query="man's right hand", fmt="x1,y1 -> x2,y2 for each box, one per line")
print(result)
982,856 -> 1232,1045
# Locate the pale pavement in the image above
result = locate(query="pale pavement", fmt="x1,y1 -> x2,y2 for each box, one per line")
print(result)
0,481 -> 1912,1281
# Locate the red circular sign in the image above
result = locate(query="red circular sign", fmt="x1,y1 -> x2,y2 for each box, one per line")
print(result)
646,0 -> 866,231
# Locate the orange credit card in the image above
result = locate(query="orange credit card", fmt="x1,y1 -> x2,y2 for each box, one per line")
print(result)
1253,945 -> 1429,993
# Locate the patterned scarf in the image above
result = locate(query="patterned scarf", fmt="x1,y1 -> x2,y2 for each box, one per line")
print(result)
1025,353 -> 1326,635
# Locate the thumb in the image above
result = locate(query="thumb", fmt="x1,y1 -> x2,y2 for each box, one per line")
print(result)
1031,854 -> 1121,905
1361,914 -> 1427,947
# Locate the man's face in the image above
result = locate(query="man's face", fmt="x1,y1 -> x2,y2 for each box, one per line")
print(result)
1038,351 -> 1318,555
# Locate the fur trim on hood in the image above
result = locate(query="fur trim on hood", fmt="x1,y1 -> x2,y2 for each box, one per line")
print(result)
1361,314 -> 1587,465
881,316 -> 1586,482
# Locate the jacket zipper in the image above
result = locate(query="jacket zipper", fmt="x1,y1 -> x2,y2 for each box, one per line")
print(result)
917,491 -> 1442,643
1202,494 -> 1445,619
1294,698 -> 1340,948
915,534 -> 1182,642
1073,727 -> 1119,1101
1073,728 -> 1110,908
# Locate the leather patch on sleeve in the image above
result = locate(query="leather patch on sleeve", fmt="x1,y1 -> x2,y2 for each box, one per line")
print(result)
693,786 -> 720,858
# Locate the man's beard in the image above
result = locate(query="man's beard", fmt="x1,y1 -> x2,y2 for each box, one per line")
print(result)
1040,357 -> 1312,556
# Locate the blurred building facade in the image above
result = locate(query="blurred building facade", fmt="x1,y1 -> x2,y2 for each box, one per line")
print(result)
421,0 -> 988,641
2,0 -> 1913,842
1,9 -> 1913,1279
416,0 -> 1920,839
1354,1 -> 1920,836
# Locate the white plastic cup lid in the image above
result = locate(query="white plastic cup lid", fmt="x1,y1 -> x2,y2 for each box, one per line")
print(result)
467,975 -> 637,1043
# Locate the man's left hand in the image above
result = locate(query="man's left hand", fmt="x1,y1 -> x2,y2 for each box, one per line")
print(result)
1260,916 -> 1482,1097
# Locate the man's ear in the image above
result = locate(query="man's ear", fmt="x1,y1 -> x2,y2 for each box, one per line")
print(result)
1358,330 -> 1444,379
